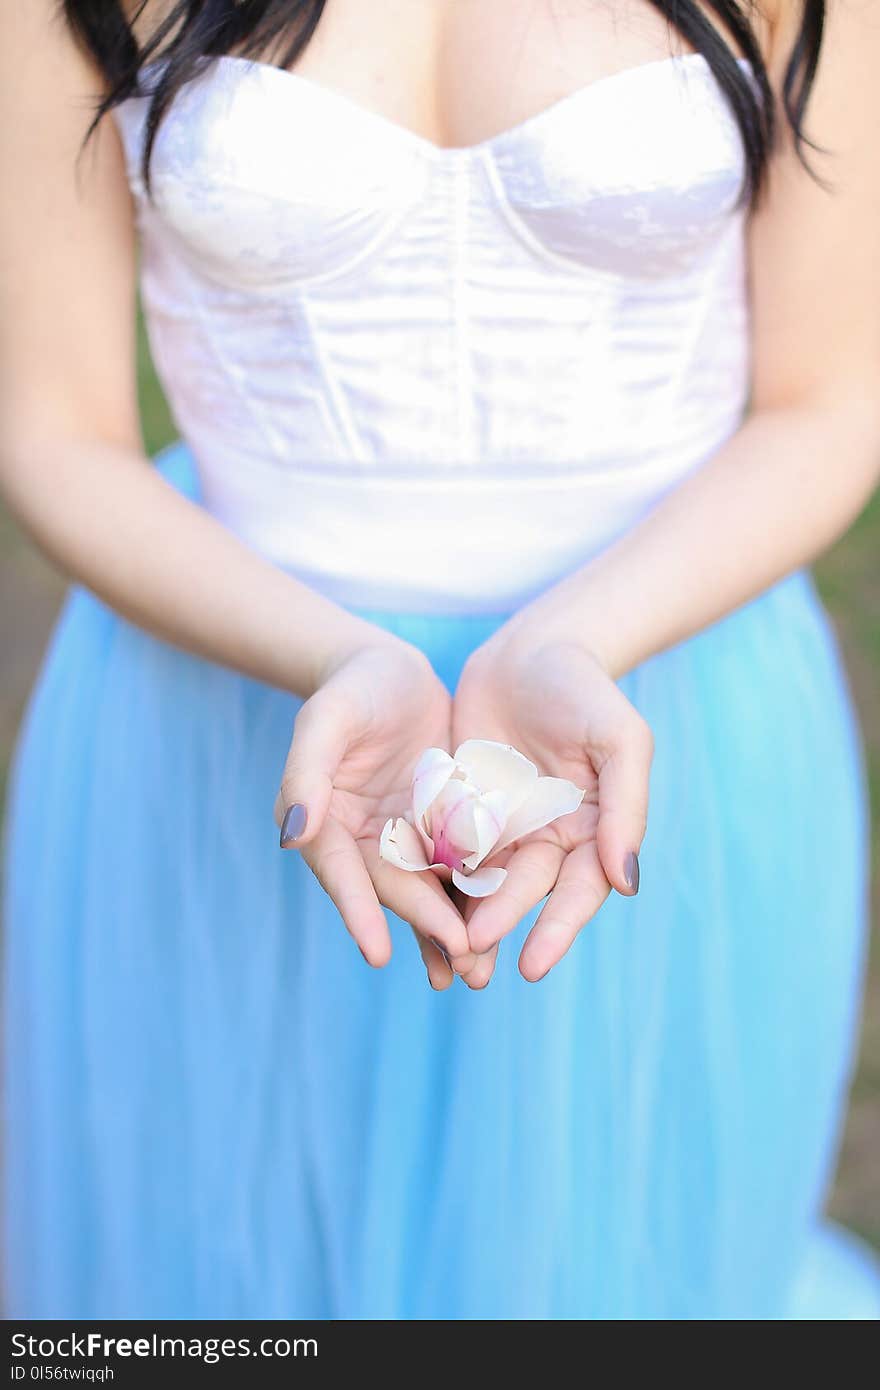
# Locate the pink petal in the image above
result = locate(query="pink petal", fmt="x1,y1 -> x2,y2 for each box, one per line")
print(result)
379,817 -> 431,872
451,865 -> 509,898
411,748 -> 456,834
430,779 -> 482,862
453,739 -> 538,814
461,789 -> 508,871
491,776 -> 586,854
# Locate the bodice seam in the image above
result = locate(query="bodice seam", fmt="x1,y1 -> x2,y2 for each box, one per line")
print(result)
452,163 -> 476,461
295,294 -> 370,462
172,268 -> 294,469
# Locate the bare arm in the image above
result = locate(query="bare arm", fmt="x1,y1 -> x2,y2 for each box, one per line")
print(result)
498,0 -> 880,679
0,0 -> 388,699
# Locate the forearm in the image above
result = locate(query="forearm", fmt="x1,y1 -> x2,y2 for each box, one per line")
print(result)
0,431 -> 389,698
515,392 -> 880,679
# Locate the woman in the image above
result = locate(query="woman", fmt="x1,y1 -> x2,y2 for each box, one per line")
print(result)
2,0 -> 878,1319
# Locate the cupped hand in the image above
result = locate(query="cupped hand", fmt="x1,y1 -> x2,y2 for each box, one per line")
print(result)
451,631 -> 653,984
273,636 -> 477,989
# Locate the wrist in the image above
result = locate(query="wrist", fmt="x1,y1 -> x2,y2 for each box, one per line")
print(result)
305,610 -> 416,697
491,590 -> 618,682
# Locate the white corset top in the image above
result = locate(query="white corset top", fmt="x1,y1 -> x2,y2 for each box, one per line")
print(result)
114,51 -> 756,611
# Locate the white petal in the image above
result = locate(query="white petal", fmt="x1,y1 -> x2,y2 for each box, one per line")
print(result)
492,776 -> 586,854
462,789 -> 508,871
379,817 -> 431,871
411,748 -> 456,833
453,739 -> 538,814
452,865 -> 509,897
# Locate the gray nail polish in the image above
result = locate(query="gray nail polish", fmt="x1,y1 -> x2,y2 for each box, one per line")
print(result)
280,803 -> 307,847
624,851 -> 640,894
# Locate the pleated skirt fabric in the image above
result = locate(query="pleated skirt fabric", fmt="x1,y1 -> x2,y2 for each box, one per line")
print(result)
3,440 -> 879,1319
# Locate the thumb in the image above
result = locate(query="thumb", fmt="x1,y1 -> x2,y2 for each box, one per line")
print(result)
594,708 -> 653,896
275,691 -> 353,848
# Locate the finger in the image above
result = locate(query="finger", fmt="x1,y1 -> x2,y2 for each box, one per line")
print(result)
300,819 -> 392,967
361,839 -> 477,969
458,943 -> 499,991
412,928 -> 456,991
444,889 -> 484,978
518,842 -> 611,983
450,889 -> 499,986
464,839 -> 564,954
594,709 -> 653,897
277,691 -> 353,848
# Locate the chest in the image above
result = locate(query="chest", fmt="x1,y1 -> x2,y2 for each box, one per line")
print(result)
132,0 -> 748,150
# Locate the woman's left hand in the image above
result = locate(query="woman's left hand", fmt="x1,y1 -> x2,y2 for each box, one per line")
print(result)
451,625 -> 653,985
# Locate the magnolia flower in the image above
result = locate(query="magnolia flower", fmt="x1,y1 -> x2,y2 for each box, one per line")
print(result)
379,739 -> 586,898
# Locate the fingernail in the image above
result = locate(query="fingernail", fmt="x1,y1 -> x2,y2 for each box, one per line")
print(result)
623,851 -> 640,894
279,803 -> 307,847
429,937 -> 451,966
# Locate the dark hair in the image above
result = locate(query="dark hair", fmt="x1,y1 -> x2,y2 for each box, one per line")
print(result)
62,1 -> 830,210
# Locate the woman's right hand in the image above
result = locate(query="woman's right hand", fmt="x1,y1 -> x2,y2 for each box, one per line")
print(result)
273,635 -> 476,989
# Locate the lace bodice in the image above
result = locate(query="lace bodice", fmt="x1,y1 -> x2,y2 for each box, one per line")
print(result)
113,51 -> 756,610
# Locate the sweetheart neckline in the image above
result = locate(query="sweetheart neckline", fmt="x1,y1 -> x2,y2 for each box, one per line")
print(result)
134,49 -> 755,161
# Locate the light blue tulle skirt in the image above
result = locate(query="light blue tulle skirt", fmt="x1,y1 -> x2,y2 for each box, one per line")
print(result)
3,440 -> 879,1319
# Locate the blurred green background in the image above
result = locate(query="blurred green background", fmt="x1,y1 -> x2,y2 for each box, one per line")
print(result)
1,312 -> 878,1246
